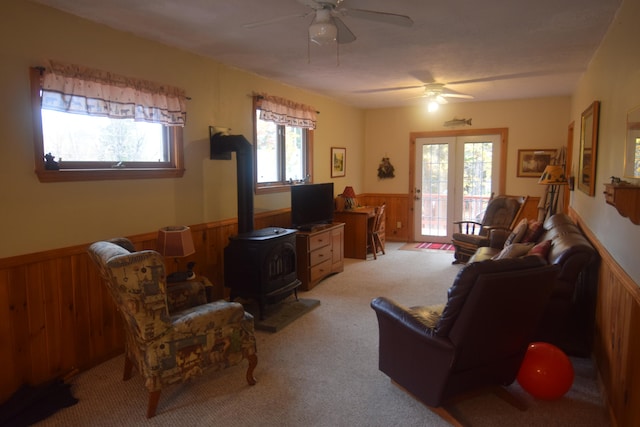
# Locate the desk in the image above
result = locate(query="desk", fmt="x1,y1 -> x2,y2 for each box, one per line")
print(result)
333,207 -> 376,259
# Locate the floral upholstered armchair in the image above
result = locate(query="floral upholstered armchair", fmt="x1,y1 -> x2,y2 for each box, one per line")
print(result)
87,238 -> 257,418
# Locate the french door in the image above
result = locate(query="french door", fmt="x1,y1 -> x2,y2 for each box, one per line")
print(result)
413,134 -> 502,242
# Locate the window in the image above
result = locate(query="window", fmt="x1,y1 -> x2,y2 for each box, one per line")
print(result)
253,95 -> 316,193
30,64 -> 186,182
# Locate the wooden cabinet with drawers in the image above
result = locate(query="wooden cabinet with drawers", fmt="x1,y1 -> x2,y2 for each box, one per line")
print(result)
296,222 -> 344,291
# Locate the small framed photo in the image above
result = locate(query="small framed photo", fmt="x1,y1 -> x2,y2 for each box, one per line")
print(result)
331,147 -> 346,178
517,149 -> 557,177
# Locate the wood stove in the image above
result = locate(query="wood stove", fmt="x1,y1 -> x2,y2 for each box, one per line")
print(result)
224,227 -> 300,319
210,129 -> 301,319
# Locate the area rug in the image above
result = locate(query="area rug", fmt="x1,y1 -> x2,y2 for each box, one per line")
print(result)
400,242 -> 454,252
244,298 -> 320,333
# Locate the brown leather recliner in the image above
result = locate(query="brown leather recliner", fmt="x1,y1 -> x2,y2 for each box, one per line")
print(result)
371,256 -> 559,425
451,195 -> 527,263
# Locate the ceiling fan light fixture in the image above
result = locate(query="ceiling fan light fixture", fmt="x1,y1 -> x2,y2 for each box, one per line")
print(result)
309,8 -> 337,46
427,98 -> 440,112
309,22 -> 337,45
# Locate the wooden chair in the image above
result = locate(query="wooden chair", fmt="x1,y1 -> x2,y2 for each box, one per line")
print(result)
368,203 -> 386,260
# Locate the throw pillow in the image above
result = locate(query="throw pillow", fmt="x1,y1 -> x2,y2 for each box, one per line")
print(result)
522,220 -> 544,243
492,242 -> 535,260
504,218 -> 529,246
528,239 -> 552,259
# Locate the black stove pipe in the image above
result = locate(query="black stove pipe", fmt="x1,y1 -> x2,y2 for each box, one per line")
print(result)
210,131 -> 254,234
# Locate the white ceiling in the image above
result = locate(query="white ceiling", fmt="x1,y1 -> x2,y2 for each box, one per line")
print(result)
31,0 -> 622,109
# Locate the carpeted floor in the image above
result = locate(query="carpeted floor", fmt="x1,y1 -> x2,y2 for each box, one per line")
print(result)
35,242 -> 610,427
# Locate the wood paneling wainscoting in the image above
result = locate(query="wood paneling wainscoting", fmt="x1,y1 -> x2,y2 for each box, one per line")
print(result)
570,209 -> 640,427
2,201 -> 639,427
0,209 -> 291,403
357,193 -> 411,242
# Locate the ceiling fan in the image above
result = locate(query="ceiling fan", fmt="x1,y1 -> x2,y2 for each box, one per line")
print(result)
411,83 -> 474,103
244,0 -> 413,45
356,75 -> 474,110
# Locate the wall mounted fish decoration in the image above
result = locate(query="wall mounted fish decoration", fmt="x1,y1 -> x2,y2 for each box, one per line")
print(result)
443,118 -> 472,127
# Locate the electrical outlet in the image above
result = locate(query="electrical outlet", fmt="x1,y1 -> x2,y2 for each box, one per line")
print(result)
396,221 -> 402,228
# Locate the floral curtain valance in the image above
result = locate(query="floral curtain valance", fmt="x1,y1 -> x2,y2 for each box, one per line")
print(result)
40,61 -> 188,126
256,94 -> 317,129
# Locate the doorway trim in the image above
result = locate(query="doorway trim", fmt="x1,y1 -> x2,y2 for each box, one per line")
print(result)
408,128 -> 509,240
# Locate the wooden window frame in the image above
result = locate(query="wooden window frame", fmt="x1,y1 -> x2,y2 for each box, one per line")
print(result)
253,101 -> 313,195
30,67 -> 185,183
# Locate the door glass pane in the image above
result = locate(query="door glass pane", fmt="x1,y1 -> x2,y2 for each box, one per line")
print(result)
421,143 -> 448,236
462,142 -> 493,221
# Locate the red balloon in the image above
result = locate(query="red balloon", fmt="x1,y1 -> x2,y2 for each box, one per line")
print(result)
517,342 -> 574,400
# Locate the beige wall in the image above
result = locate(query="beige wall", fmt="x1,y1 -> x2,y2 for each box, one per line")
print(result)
0,1 -> 364,258
3,0 -> 640,286
569,0 -> 640,284
362,97 -> 571,197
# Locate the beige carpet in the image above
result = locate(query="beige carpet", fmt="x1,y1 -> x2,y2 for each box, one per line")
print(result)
36,242 -> 610,426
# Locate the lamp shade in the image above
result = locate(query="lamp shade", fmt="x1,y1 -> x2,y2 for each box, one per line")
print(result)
538,165 -> 568,185
342,186 -> 357,199
157,226 -> 195,257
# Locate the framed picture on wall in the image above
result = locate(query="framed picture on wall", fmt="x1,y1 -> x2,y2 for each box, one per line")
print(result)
516,149 -> 557,177
331,147 -> 346,178
579,101 -> 600,196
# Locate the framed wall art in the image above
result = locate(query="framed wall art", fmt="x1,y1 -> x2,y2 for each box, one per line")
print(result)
331,147 -> 346,178
578,101 -> 600,196
624,104 -> 640,178
517,149 -> 557,177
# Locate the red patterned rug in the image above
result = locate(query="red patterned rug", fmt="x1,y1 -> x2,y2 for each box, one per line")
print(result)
414,242 -> 454,251
399,242 -> 455,252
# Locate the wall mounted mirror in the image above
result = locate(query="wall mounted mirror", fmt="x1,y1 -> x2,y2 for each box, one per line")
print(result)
624,105 -> 640,179
578,101 -> 600,196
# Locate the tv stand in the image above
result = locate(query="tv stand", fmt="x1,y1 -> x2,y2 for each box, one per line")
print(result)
296,222 -> 344,291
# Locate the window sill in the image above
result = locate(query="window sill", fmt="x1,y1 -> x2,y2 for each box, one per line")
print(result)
36,168 -> 185,183
255,184 -> 294,195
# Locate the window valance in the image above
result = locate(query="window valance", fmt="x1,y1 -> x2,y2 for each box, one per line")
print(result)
39,61 -> 188,126
256,93 -> 317,129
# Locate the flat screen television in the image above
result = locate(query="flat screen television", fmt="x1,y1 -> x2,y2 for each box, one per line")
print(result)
291,183 -> 334,230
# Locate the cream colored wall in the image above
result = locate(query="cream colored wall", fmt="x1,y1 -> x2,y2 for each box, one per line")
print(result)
363,97 -> 571,198
0,1 -> 364,258
570,0 -> 640,284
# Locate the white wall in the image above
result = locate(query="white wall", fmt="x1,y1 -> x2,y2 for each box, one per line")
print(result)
570,0 -> 640,284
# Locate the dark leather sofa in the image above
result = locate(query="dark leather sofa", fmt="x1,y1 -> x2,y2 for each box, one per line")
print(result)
469,213 -> 598,356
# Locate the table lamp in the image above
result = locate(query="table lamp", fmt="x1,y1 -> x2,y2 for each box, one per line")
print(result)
342,186 -> 357,210
538,165 -> 568,217
157,225 -> 196,282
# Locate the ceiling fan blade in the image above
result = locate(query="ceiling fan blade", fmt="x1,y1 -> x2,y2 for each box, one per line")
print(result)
243,12 -> 311,29
343,8 -> 413,27
441,93 -> 475,99
354,85 -> 424,94
332,16 -> 356,44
